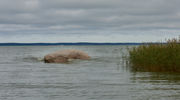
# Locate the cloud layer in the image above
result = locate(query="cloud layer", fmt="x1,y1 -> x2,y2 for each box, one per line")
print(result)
0,0 -> 180,42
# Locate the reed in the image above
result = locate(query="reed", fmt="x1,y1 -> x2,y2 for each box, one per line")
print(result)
129,37 -> 180,72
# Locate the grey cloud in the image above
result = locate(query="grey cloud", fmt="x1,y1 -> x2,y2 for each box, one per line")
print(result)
0,0 -> 180,42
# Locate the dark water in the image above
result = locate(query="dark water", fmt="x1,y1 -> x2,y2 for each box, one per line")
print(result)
0,46 -> 180,100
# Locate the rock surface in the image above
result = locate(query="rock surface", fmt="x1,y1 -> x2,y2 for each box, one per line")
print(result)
44,49 -> 90,63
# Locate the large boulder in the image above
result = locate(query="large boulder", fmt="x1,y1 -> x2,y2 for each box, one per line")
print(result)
44,49 -> 90,63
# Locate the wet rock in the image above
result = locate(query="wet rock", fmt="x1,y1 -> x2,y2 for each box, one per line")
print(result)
44,49 -> 90,63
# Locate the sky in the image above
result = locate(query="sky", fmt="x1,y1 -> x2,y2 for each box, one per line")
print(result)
0,0 -> 180,43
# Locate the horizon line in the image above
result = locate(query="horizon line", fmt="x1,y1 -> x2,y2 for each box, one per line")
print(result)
0,42 -> 166,46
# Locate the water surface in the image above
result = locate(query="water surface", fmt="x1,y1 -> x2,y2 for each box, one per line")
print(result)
0,45 -> 180,100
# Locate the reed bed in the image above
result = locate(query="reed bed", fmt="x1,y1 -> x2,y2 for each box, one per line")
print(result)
129,37 -> 180,72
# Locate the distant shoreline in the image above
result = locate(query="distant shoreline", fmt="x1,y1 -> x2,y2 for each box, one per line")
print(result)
0,42 -> 165,46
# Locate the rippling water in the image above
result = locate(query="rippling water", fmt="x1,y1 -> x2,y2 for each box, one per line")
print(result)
0,45 -> 180,100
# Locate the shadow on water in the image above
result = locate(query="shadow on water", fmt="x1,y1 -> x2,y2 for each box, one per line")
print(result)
128,71 -> 180,100
130,72 -> 180,83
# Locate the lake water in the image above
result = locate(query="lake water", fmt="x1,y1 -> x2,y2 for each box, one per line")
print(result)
0,45 -> 180,100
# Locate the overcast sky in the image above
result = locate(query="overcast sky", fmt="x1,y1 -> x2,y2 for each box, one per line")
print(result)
0,0 -> 180,43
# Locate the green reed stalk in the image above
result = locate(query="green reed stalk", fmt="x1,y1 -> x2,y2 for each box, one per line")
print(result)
129,37 -> 180,72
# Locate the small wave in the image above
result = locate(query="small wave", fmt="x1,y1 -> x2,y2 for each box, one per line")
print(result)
90,57 -> 116,63
23,56 -> 44,62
